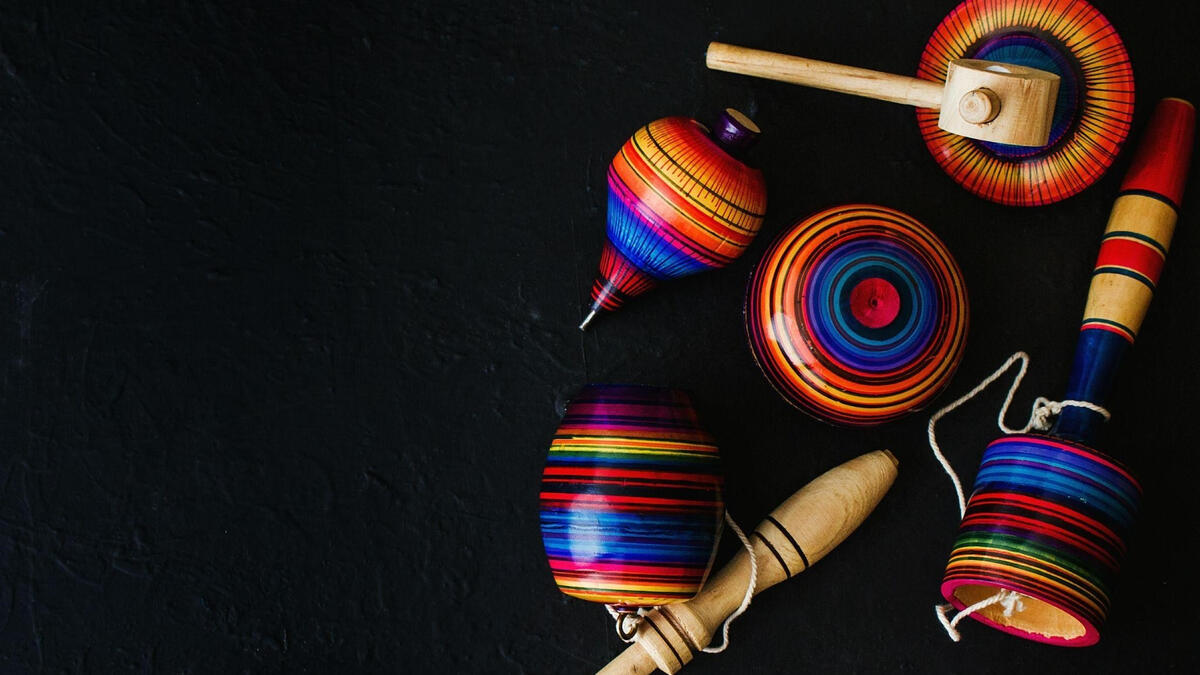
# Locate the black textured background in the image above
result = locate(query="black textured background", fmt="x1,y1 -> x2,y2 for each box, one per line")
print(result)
1,1 -> 1198,673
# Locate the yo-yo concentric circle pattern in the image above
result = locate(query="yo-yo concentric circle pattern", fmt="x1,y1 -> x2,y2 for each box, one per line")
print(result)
916,0 -> 1134,206
745,205 -> 968,426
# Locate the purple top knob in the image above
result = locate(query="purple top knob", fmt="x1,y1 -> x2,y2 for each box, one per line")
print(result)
710,108 -> 760,157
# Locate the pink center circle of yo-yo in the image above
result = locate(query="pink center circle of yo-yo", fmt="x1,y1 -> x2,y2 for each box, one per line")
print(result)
849,277 -> 901,329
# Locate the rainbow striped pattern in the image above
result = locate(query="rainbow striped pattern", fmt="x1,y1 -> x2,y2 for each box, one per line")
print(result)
539,385 -> 724,608
916,0 -> 1134,206
942,434 -> 1141,646
589,114 -> 767,313
745,205 -> 968,426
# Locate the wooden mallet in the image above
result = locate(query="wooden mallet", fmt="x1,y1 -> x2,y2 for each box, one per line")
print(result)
597,450 -> 898,674
707,42 -> 1060,147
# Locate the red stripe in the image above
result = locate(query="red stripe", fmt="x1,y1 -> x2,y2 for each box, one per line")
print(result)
549,560 -> 703,575
616,137 -> 754,251
542,467 -> 721,483
970,492 -> 1120,547
541,479 -> 720,493
540,500 -> 714,515
1094,238 -> 1164,284
1120,99 -> 1195,207
1080,321 -> 1135,342
961,514 -> 1118,569
539,492 -> 722,508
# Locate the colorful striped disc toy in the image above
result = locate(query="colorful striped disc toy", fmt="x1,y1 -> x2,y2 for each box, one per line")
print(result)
745,205 -> 968,427
916,0 -> 1134,206
580,109 -> 768,330
539,384 -> 724,608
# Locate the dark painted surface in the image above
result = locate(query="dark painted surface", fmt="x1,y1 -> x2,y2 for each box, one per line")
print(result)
0,1 -> 1197,672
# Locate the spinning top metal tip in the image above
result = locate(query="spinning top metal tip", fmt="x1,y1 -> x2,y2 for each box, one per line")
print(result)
578,309 -> 598,331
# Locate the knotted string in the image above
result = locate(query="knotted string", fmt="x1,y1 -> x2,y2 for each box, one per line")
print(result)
935,589 -> 1025,642
607,510 -> 758,653
926,351 -> 1110,641
927,351 -> 1111,518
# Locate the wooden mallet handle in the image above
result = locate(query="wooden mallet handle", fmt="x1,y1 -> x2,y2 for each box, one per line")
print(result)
706,42 -> 943,108
597,450 -> 899,675
705,42 -> 1059,146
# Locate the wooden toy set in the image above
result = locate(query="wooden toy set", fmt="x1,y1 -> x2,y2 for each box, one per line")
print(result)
540,0 -> 1196,671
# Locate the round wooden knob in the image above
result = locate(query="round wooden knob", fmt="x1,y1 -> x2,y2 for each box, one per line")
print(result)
957,87 -> 1000,124
937,58 -> 1060,146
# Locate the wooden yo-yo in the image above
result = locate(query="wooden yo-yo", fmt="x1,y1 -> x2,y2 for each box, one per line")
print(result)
745,205 -> 968,426
941,99 -> 1195,646
579,109 -> 767,330
540,385 -> 724,612
598,451 -> 898,675
708,0 -> 1135,206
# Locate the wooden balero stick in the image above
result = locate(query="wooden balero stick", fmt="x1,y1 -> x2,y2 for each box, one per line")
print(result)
939,98 -> 1195,646
597,450 -> 898,674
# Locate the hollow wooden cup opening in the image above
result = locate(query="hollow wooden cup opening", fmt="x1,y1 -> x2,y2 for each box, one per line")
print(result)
951,584 -> 1087,642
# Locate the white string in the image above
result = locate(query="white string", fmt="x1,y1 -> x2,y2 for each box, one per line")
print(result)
926,351 -> 1111,518
926,350 -> 1111,642
927,351 -> 1030,517
702,511 -> 757,653
605,604 -> 648,644
935,590 -> 1026,642
605,510 -> 758,653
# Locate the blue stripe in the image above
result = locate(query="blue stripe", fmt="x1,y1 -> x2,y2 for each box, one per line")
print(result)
606,184 -> 710,280
1054,329 -> 1130,443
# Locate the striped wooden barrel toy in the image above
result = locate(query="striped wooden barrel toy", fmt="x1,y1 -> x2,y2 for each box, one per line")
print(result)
539,385 -> 724,608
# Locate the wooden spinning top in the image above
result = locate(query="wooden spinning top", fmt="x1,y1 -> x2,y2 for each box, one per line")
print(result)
707,44 -> 1060,146
580,110 -> 767,330
745,205 -> 968,426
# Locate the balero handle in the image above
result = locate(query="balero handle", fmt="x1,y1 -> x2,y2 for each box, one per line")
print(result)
596,450 -> 899,675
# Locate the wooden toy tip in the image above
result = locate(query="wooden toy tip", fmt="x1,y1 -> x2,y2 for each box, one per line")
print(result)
579,309 -> 598,331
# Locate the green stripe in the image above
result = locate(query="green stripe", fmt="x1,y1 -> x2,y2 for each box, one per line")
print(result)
1079,317 -> 1134,337
1101,230 -> 1167,256
1093,265 -> 1155,289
